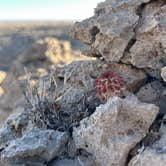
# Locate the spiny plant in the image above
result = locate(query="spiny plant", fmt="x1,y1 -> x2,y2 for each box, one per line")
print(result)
94,72 -> 125,101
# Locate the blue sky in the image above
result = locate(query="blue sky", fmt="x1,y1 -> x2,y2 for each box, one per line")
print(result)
0,0 -> 101,21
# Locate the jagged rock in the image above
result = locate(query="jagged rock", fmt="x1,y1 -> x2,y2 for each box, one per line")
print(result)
0,129 -> 69,165
0,70 -> 6,97
129,118 -> 166,166
53,60 -> 146,128
50,156 -> 96,166
161,67 -> 166,82
71,0 -> 166,69
129,148 -> 166,166
0,87 -> 4,97
136,81 -> 166,114
73,95 -> 158,166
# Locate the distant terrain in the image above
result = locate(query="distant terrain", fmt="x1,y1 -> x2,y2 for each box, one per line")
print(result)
0,21 -> 86,71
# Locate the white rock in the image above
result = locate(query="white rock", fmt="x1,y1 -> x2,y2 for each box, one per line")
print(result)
73,96 -> 159,166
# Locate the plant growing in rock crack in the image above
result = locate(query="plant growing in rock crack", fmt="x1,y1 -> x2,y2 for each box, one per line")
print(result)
94,72 -> 126,101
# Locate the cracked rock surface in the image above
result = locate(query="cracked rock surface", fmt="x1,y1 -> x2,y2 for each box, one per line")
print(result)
129,119 -> 166,166
71,0 -> 166,69
73,96 -> 158,166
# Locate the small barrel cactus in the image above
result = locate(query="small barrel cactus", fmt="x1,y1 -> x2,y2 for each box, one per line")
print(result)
95,72 -> 125,101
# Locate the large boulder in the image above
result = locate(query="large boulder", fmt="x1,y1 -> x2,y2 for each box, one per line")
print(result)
73,95 -> 158,166
0,129 -> 69,166
71,0 -> 166,69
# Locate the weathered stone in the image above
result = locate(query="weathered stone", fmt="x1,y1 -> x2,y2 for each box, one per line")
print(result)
71,0 -> 166,69
123,1 -> 166,69
161,67 -> 166,82
136,81 -> 166,114
0,129 -> 69,165
50,156 -> 96,166
0,70 -> 6,84
73,95 -> 158,166
129,118 -> 166,166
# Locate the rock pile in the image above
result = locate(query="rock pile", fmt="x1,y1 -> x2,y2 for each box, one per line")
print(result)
0,0 -> 165,165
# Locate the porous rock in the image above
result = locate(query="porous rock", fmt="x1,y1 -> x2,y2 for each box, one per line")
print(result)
73,95 -> 158,166
53,60 -> 146,128
71,0 -> 166,69
49,156 -> 96,166
161,66 -> 166,82
0,129 -> 69,165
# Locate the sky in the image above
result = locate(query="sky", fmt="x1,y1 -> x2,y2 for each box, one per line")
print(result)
0,0 -> 102,21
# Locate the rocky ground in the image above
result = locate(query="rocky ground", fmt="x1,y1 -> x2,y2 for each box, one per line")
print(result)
0,0 -> 166,166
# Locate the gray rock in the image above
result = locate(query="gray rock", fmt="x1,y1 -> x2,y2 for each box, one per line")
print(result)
136,81 -> 166,114
129,117 -> 166,166
161,67 -> 166,82
71,0 -> 166,69
0,129 -> 69,165
53,60 -> 146,127
50,156 -> 96,166
73,95 -> 158,166
123,1 -> 166,69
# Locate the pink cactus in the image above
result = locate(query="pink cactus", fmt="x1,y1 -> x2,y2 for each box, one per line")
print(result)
95,72 -> 125,101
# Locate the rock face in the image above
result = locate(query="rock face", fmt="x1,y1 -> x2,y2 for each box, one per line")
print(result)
129,119 -> 166,166
71,0 -> 166,69
73,96 -> 159,166
0,37 -> 91,127
52,60 -> 146,129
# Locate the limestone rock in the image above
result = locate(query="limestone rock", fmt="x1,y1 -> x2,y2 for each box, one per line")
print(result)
129,118 -> 166,166
136,81 -> 166,114
0,70 -> 6,84
161,67 -> 166,82
0,129 -> 69,165
73,95 -> 158,166
50,156 -> 96,166
53,60 -> 146,128
19,37 -> 90,65
71,0 -> 166,69
123,1 -> 166,69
